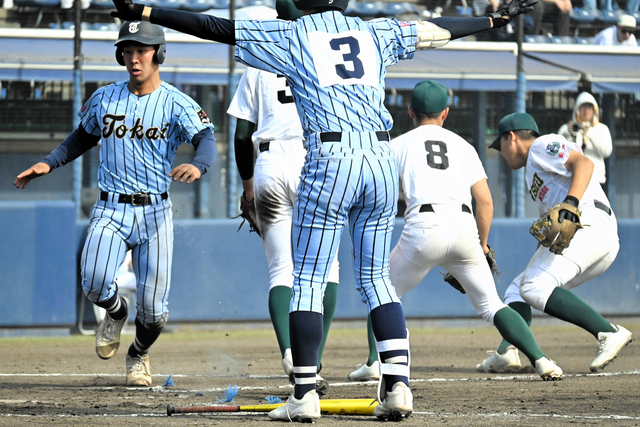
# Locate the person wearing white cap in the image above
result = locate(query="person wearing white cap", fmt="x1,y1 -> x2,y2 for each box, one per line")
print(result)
593,14 -> 637,46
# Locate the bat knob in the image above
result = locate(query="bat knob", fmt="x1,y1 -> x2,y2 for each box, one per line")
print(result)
167,404 -> 175,416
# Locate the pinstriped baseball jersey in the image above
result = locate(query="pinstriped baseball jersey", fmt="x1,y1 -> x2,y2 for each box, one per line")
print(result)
79,80 -> 214,194
234,11 -> 417,136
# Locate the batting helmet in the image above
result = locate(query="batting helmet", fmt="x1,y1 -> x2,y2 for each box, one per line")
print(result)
292,0 -> 349,12
276,0 -> 303,20
115,21 -> 166,66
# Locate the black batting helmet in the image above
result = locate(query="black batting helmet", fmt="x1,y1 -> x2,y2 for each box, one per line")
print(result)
115,21 -> 166,66
292,0 -> 349,12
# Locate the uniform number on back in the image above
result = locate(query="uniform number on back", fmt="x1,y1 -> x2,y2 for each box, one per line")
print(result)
424,140 -> 449,169
307,30 -> 378,88
276,74 -> 295,104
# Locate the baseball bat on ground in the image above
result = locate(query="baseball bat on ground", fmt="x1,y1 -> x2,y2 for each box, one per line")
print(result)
167,399 -> 378,416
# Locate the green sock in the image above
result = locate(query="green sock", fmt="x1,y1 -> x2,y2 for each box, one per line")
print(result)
318,282 -> 338,369
268,286 -> 291,356
366,314 -> 378,366
496,302 -> 532,354
544,287 -> 616,338
493,306 -> 545,365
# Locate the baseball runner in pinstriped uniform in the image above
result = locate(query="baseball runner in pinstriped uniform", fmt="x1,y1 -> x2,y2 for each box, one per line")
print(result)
226,0 -> 340,391
479,113 -> 631,374
110,0 -> 536,419
14,21 -> 217,386
348,81 -> 562,382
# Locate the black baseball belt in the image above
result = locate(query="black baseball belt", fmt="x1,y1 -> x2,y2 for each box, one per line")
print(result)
259,141 -> 270,152
100,191 -> 168,206
420,204 -> 472,214
319,131 -> 390,143
594,200 -> 611,215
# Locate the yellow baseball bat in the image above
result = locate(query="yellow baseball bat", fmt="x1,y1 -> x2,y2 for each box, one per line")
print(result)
167,398 -> 378,416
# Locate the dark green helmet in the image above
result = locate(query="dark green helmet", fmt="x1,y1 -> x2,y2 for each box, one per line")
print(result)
292,0 -> 348,12
276,0 -> 303,20
115,21 -> 166,66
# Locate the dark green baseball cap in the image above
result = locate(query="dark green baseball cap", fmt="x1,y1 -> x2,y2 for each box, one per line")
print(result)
276,0 -> 303,20
411,80 -> 449,114
489,112 -> 540,151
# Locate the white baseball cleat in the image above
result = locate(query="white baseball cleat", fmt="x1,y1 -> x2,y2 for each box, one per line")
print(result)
281,348 -> 294,385
590,324 -> 632,372
95,296 -> 129,360
373,382 -> 413,421
476,346 -> 522,373
535,357 -> 563,381
126,353 -> 152,386
268,389 -> 321,422
348,360 -> 381,381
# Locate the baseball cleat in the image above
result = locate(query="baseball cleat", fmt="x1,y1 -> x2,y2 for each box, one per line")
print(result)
348,360 -> 381,381
95,296 -> 129,360
268,389 -> 321,422
476,346 -> 522,373
374,382 -> 413,421
126,353 -> 152,386
535,357 -> 563,381
590,324 -> 632,372
281,348 -> 294,385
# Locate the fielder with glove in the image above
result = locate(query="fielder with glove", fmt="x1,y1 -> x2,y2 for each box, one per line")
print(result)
485,112 -> 629,375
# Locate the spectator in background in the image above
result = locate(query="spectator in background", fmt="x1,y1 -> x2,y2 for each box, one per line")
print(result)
593,14 -> 637,46
558,92 -> 612,191
531,0 -> 571,36
61,0 -> 91,24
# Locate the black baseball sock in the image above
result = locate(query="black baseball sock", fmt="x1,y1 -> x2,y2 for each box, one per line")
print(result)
128,318 -> 163,357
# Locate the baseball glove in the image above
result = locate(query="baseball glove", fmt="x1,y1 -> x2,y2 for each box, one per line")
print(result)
488,0 -> 538,28
530,199 -> 582,255
234,192 -> 261,237
441,271 -> 466,294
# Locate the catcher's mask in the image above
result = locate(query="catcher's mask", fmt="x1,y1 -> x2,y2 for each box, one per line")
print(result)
293,0 -> 349,12
115,21 -> 166,66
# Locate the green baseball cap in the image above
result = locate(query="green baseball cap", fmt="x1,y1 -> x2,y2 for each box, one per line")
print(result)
276,0 -> 303,20
489,112 -> 540,151
411,80 -> 449,115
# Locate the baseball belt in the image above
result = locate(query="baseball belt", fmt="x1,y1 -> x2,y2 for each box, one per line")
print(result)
100,191 -> 168,206
259,141 -> 270,152
419,203 -> 472,214
594,200 -> 611,215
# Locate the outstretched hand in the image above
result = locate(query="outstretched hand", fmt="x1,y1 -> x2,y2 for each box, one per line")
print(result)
111,0 -> 145,21
14,162 -> 51,189
488,0 -> 538,28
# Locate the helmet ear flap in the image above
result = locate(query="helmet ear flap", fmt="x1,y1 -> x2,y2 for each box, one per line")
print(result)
116,46 -> 125,66
155,43 -> 166,65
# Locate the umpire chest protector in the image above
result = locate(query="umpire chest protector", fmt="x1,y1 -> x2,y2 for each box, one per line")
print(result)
115,20 -> 166,66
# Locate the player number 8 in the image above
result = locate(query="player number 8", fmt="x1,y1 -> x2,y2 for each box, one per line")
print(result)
424,140 -> 449,170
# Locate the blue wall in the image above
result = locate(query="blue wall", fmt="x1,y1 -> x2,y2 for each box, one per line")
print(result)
2,202 -> 639,327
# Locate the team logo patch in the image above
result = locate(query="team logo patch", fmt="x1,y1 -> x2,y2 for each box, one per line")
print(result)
545,141 -> 561,156
529,172 -> 544,201
399,21 -> 411,27
197,110 -> 211,125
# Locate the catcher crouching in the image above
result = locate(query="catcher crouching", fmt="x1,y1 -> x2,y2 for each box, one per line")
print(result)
483,112 -> 631,374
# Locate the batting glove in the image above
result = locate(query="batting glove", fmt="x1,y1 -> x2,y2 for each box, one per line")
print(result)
111,0 -> 145,20
488,0 -> 537,28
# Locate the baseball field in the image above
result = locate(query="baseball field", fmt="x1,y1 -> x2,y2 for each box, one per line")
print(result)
1,316 -> 638,426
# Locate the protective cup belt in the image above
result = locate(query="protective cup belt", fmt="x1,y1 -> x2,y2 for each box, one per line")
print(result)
319,131 -> 390,143
420,204 -> 472,214
100,191 -> 168,206
594,200 -> 611,215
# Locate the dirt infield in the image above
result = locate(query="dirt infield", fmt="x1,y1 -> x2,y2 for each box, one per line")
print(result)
0,316 -> 638,426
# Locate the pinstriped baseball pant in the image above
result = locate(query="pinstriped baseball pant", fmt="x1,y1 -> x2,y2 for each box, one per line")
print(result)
81,195 -> 173,326
291,132 -> 401,314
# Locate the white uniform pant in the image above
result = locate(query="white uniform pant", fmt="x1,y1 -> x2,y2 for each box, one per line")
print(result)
504,205 -> 619,311
253,142 -> 339,291
390,204 -> 506,324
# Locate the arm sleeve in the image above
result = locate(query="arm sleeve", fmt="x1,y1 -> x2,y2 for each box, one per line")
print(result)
429,16 -> 492,40
42,126 -> 100,170
190,128 -> 218,175
234,119 -> 256,181
151,8 -> 235,44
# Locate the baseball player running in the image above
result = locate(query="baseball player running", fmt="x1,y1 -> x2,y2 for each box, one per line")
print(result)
226,0 -> 339,393
110,0 -> 535,420
14,21 -> 217,386
479,113 -> 631,374
348,81 -> 562,382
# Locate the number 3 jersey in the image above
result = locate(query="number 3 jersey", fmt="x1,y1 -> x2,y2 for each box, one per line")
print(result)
234,11 -> 417,137
392,124 -> 487,222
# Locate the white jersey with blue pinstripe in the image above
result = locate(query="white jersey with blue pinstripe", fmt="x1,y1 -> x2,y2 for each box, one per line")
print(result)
79,81 -> 214,194
234,12 -> 417,136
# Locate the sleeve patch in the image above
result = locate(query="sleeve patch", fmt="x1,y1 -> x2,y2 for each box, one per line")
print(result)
197,110 -> 211,125
545,141 -> 561,156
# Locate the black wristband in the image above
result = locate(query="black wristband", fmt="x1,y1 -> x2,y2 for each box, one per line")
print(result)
563,195 -> 579,207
